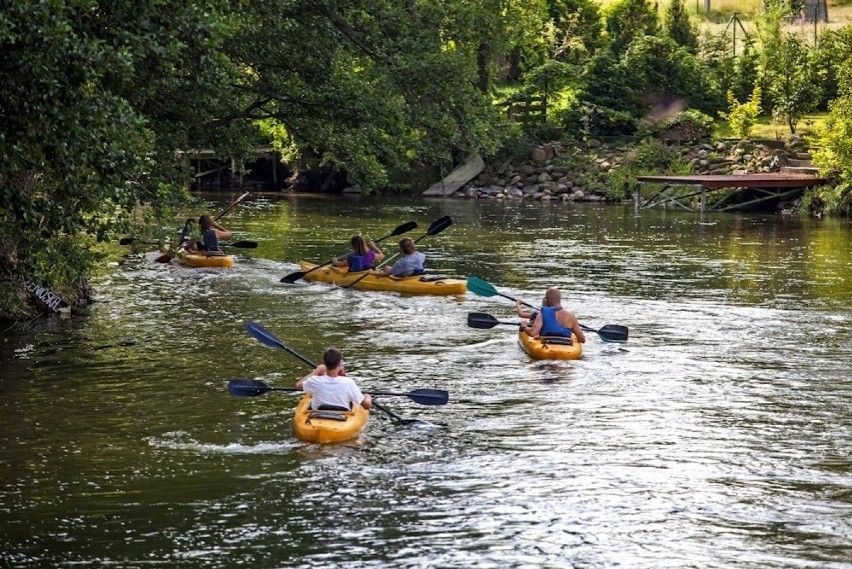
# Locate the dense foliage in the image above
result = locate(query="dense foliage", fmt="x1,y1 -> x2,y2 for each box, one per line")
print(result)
2,0 -> 852,318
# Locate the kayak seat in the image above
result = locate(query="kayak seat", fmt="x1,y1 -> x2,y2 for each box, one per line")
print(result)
419,275 -> 448,282
317,404 -> 351,411
541,336 -> 573,346
308,410 -> 348,421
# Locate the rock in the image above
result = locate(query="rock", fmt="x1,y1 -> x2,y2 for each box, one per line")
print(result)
531,146 -> 548,163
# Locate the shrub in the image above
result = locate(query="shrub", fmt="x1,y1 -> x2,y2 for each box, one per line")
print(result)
719,86 -> 762,139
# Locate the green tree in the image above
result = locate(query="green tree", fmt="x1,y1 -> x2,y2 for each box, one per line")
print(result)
719,86 -> 762,139
604,0 -> 659,55
663,0 -> 698,54
0,0 -> 239,316
812,60 -> 852,215
811,25 -> 852,110
755,0 -> 817,133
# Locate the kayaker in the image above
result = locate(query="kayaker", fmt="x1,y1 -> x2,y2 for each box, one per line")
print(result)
371,237 -> 426,277
526,287 -> 586,343
295,348 -> 373,411
333,234 -> 384,272
185,214 -> 232,252
516,293 -> 548,328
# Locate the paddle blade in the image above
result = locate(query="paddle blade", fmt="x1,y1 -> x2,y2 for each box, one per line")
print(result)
245,321 -> 286,350
228,378 -> 272,397
155,254 -> 171,263
390,221 -> 418,236
426,216 -> 452,236
466,276 -> 499,298
406,388 -> 449,406
597,324 -> 629,343
280,271 -> 306,283
467,312 -> 501,329
231,241 -> 258,249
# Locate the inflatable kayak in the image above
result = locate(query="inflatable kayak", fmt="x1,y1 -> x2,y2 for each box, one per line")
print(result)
293,395 -> 369,443
518,329 -> 583,360
298,261 -> 467,295
178,251 -> 235,268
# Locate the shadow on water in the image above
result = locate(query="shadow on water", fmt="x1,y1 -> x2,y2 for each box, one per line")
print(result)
1,194 -> 851,567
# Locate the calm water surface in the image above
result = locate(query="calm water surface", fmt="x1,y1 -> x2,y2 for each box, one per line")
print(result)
1,195 -> 851,568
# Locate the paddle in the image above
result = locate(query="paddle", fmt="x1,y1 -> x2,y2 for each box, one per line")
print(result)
466,276 -> 629,343
227,378 -> 448,405
121,237 -> 257,249
280,220 -> 418,283
243,321 -> 444,426
156,192 -> 252,263
467,312 -> 520,329
343,216 -> 453,289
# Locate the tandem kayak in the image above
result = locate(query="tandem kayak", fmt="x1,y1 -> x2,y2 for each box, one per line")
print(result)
177,251 -> 235,268
297,261 -> 467,295
518,329 -> 583,360
293,395 -> 369,443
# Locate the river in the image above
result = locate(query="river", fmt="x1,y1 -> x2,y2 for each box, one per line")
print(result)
1,194 -> 850,568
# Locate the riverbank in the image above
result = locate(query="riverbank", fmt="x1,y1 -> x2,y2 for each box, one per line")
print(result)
450,134 -> 822,214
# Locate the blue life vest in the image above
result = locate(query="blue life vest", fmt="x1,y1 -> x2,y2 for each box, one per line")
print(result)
202,229 -> 219,251
347,251 -> 375,272
540,307 -> 571,337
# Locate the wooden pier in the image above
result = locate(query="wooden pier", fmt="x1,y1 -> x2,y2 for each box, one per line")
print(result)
634,173 -> 826,214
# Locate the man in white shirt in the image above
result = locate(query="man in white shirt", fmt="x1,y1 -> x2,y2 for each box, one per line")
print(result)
295,348 -> 373,411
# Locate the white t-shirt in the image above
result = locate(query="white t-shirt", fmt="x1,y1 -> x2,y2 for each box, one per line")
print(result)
302,374 -> 365,410
391,252 -> 426,277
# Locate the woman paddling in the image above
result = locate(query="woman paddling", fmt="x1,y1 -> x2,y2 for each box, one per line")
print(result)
333,233 -> 384,272
185,214 -> 232,253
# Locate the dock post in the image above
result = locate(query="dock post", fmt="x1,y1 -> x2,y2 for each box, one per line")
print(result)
634,183 -> 640,217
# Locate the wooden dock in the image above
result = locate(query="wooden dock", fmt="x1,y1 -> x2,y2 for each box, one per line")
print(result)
635,173 -> 826,213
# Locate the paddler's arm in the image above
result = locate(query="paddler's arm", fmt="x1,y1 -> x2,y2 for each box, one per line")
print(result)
295,364 -> 327,390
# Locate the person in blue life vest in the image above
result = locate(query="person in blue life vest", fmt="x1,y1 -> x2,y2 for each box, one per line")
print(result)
332,233 -> 384,272
371,237 -> 426,277
295,347 -> 373,411
525,287 -> 586,343
185,214 -> 231,252
516,294 -> 546,328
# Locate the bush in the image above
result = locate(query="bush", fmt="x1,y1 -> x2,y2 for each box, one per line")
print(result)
719,86 -> 762,139
638,109 -> 714,140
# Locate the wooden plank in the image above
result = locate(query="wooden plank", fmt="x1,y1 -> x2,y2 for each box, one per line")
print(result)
422,154 -> 485,196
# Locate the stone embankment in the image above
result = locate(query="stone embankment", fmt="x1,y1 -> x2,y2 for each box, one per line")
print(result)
450,134 -> 816,202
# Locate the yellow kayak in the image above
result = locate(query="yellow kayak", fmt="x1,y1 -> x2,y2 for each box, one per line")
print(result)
179,251 -> 235,268
298,261 -> 466,295
518,329 -> 583,360
293,395 -> 369,443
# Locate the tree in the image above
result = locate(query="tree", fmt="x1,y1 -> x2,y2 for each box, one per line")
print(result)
663,0 -> 698,54
812,61 -> 852,215
604,0 -> 659,55
0,0 -> 240,316
755,1 -> 818,133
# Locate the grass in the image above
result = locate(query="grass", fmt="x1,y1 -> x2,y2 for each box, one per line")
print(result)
712,112 -> 829,140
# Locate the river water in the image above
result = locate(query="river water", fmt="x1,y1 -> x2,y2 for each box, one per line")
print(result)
1,194 -> 851,568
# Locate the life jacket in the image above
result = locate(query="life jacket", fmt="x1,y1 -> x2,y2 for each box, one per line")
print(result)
201,228 -> 219,251
347,251 -> 375,272
540,307 -> 571,337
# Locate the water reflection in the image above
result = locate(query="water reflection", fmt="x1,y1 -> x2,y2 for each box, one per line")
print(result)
1,195 -> 850,567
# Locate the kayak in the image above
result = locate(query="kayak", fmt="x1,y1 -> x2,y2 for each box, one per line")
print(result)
518,329 -> 583,360
297,261 -> 467,295
293,395 -> 369,443
178,251 -> 235,268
